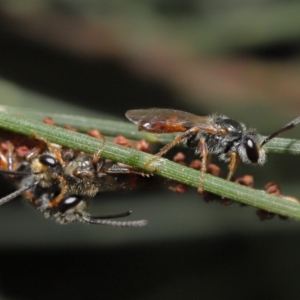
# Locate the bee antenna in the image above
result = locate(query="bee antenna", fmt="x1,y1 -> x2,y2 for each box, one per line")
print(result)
261,116 -> 300,147
80,214 -> 148,227
89,210 -> 132,219
0,170 -> 31,177
0,181 -> 38,206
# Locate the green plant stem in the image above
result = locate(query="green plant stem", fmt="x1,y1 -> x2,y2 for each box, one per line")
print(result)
1,106 -> 300,155
0,105 -> 172,143
0,111 -> 300,220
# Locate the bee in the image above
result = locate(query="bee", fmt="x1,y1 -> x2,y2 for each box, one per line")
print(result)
0,136 -> 148,227
27,136 -> 153,199
126,108 -> 300,192
1,175 -> 146,227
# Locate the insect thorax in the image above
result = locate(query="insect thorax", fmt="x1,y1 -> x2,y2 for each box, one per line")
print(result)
186,116 -> 246,159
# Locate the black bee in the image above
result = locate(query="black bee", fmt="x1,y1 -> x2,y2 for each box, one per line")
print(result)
126,108 -> 300,191
0,139 -> 147,227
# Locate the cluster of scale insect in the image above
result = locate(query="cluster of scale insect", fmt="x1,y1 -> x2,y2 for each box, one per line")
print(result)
171,151 -> 299,221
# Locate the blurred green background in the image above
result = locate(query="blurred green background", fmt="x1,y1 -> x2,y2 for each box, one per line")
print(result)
1,1 -> 300,299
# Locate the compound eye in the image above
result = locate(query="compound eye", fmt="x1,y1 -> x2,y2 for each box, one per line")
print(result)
245,138 -> 259,163
57,195 -> 83,213
39,154 -> 59,167
222,119 -> 243,134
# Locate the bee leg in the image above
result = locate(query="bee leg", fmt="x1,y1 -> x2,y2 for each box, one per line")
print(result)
227,152 -> 240,181
0,142 -> 16,171
25,147 -> 42,163
48,174 -> 68,208
91,136 -> 106,178
6,142 -> 15,171
0,152 -> 8,170
106,164 -> 148,177
31,132 -> 65,166
145,127 -> 201,172
197,139 -> 208,193
92,135 -> 106,167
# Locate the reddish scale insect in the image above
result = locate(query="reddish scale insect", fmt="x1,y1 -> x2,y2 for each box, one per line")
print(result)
200,173 -> 299,221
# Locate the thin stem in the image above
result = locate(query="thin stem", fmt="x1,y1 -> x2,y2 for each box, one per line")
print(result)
0,105 -> 171,143
0,112 -> 299,220
1,106 -> 300,155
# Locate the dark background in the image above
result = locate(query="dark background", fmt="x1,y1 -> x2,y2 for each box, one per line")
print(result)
1,1 -> 300,299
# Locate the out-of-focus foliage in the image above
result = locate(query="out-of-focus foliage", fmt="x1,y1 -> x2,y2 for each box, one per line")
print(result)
1,0 -> 300,124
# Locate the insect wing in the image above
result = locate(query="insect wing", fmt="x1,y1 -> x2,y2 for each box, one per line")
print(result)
126,108 -> 214,133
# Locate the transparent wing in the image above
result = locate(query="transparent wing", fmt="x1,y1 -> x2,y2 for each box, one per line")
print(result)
126,108 -> 215,133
